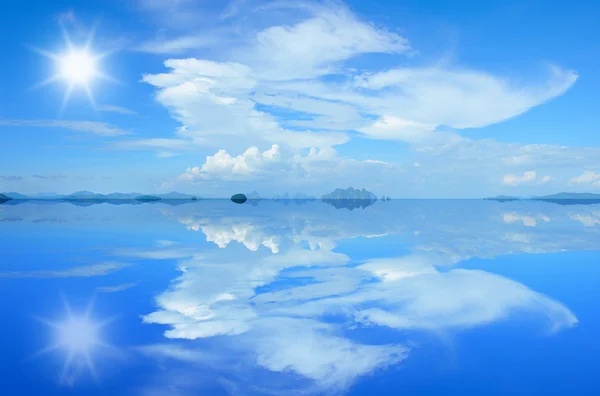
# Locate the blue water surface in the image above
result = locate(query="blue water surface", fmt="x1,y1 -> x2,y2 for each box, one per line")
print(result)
1,199 -> 599,395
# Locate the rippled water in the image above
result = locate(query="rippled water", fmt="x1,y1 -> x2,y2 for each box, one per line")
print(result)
1,199 -> 599,395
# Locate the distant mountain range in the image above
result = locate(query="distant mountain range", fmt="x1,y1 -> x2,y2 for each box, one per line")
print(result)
227,188 -> 383,209
486,192 -> 600,205
0,191 -> 199,205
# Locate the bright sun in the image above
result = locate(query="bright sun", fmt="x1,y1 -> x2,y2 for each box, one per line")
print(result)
32,25 -> 115,111
58,50 -> 98,84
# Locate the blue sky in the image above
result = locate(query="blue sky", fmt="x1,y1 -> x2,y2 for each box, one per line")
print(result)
1,0 -> 599,198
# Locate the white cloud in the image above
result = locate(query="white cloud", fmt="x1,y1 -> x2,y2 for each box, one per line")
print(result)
503,171 -> 537,186
125,2 -> 586,195
503,170 -> 551,186
357,116 -> 438,142
157,151 -> 178,158
175,144 -> 405,187
364,159 -> 388,165
0,119 -> 129,136
97,104 -> 138,115
246,3 -> 410,80
503,155 -> 532,165
90,0 -> 595,200
180,144 -> 282,181
352,65 -> 576,134
570,171 -> 600,186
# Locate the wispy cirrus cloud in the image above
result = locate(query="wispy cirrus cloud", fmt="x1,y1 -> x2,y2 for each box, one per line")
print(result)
0,176 -> 24,181
96,282 -> 138,293
32,174 -> 67,180
0,119 -> 129,136
97,104 -> 138,115
0,262 -> 130,278
123,1 -> 585,196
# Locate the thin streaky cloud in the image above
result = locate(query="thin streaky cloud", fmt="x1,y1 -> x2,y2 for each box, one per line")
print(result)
32,174 -> 68,180
97,104 -> 138,115
0,119 -> 129,136
0,175 -> 24,181
0,262 -> 130,279
96,283 -> 138,293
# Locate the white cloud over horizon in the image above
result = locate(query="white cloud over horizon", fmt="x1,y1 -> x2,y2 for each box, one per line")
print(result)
111,1 -> 600,197
503,171 -> 551,186
570,171 -> 600,187
7,0 -> 594,198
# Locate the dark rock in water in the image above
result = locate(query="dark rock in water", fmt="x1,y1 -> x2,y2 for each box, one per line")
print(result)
231,193 -> 247,204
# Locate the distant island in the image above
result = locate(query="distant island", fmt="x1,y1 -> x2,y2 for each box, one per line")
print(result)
0,191 -> 199,206
485,192 -> 600,205
322,187 -> 379,210
225,188 -> 382,209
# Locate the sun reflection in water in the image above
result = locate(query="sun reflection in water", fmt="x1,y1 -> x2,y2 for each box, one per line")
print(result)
34,295 -> 116,385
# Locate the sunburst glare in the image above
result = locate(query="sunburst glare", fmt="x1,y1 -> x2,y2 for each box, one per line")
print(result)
33,295 -> 116,385
32,24 -> 115,112
58,50 -> 98,84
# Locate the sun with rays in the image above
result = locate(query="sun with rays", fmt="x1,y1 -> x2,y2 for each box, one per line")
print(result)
33,295 -> 116,385
33,25 -> 115,111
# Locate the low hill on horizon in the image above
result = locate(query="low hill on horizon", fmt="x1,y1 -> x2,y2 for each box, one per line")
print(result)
0,191 -> 199,200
